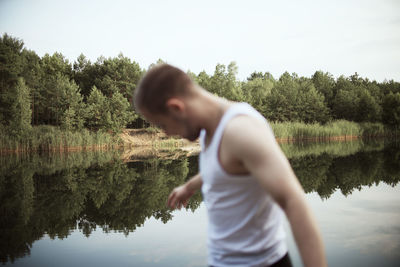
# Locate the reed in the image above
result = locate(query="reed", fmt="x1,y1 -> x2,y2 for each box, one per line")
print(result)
270,120 -> 399,140
0,126 -> 121,154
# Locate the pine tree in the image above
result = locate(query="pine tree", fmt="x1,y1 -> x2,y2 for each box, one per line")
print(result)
9,78 -> 32,137
86,86 -> 108,131
382,92 -> 400,127
60,78 -> 86,130
108,91 -> 137,133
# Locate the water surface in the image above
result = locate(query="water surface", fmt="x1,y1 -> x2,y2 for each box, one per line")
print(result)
1,140 -> 399,267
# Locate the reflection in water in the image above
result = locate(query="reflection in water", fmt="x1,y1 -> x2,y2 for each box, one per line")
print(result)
284,140 -> 400,198
0,151 -> 201,264
0,140 -> 399,266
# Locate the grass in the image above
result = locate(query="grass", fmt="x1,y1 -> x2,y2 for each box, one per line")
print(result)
0,125 -> 122,154
270,120 -> 399,140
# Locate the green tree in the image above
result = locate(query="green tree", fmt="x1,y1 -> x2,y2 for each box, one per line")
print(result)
72,54 -> 93,98
196,70 -> 212,91
379,79 -> 400,95
311,71 -> 336,108
266,73 -> 329,123
332,88 -> 359,121
9,78 -> 32,137
242,75 -> 274,116
0,34 -> 25,125
108,89 -> 137,133
86,85 -> 135,132
91,53 -> 143,100
40,52 -> 72,78
86,86 -> 109,131
382,92 -> 400,127
247,71 -> 274,81
60,79 -> 87,131
21,49 -> 42,125
38,53 -> 73,125
209,62 -> 244,101
297,80 -> 330,123
332,75 -> 382,122
357,88 -> 382,122
266,72 -> 297,121
332,76 -> 359,121
39,74 -> 81,126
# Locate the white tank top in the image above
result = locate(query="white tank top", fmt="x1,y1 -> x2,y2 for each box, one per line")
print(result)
199,103 -> 287,267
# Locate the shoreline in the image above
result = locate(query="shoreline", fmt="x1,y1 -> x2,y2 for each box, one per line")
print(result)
1,124 -> 398,155
0,145 -> 117,155
275,135 -> 361,143
0,133 -> 388,156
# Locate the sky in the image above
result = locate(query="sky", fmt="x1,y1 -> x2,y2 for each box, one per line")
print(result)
1,0 -> 399,81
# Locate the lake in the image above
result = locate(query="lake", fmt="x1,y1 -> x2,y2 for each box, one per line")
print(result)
1,139 -> 399,267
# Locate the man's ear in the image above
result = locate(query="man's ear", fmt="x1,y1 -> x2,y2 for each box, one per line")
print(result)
166,98 -> 185,115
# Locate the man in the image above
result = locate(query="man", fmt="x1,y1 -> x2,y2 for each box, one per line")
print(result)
134,64 -> 327,267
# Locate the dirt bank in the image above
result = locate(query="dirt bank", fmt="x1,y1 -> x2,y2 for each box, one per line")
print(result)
119,129 -> 369,162
120,129 -> 363,150
120,129 -> 200,161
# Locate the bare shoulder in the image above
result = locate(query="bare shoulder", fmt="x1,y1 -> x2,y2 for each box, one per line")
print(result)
222,115 -> 277,158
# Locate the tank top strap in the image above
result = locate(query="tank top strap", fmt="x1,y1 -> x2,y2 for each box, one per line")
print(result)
200,102 -> 267,155
199,128 -> 206,150
209,102 -> 260,153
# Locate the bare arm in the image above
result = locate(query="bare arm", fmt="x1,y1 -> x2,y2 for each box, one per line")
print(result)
223,117 -> 327,267
167,173 -> 202,209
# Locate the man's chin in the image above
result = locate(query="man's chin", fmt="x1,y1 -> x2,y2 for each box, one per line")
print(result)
185,129 -> 200,142
186,136 -> 197,142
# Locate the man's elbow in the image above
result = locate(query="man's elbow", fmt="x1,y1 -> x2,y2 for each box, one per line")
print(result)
276,187 -> 306,215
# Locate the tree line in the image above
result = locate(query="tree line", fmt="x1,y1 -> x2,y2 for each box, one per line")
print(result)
1,33 -> 399,139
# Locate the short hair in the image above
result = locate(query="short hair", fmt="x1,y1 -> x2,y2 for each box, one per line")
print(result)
134,64 -> 194,114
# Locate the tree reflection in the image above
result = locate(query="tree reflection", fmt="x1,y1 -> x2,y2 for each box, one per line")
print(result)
286,140 -> 400,198
0,151 -> 198,263
1,141 -> 399,263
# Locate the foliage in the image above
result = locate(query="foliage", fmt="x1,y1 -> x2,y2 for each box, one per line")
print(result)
208,62 -> 244,101
382,92 -> 400,127
1,33 -> 400,144
8,78 -> 32,137
242,74 -> 274,115
266,73 -> 330,123
0,34 -> 25,125
311,71 -> 336,107
86,86 -> 136,133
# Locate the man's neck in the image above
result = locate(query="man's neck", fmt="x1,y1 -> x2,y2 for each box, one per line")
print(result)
196,91 -> 233,144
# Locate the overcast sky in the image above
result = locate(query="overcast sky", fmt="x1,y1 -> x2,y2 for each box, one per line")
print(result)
1,0 -> 399,81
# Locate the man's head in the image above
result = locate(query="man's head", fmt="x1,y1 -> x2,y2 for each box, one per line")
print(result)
134,64 -> 201,141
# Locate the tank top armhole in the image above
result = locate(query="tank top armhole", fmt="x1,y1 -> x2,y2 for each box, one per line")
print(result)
211,103 -> 267,176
